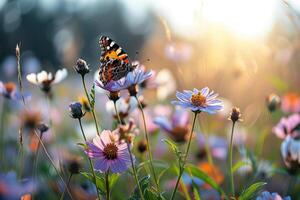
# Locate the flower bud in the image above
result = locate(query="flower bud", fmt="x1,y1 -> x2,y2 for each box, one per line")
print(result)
37,123 -> 49,133
228,107 -> 242,123
69,102 -> 84,119
266,93 -> 281,112
137,140 -> 147,153
74,58 -> 90,76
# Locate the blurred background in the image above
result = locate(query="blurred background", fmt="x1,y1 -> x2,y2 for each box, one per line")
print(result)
1,0 -> 300,198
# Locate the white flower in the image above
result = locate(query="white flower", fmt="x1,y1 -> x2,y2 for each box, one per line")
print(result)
281,135 -> 300,170
156,69 -> 176,100
26,68 -> 67,93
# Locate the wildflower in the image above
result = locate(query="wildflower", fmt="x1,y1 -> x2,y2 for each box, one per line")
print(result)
37,123 -> 49,134
74,58 -> 90,77
266,94 -> 281,112
156,69 -> 176,100
272,113 -> 300,139
138,64 -> 158,90
198,162 -> 224,186
154,107 -> 190,143
85,130 -> 133,173
95,79 -> 121,102
172,87 -> 223,114
165,42 -> 192,62
69,102 -> 84,119
281,92 -> 300,113
0,172 -> 36,199
115,119 -> 139,144
108,65 -> 153,96
256,191 -> 291,200
0,81 -> 27,100
228,107 -> 243,123
256,160 -> 274,179
281,135 -> 300,172
26,69 -> 67,94
137,140 -> 147,153
196,133 -> 228,160
65,156 -> 82,175
20,110 -> 42,131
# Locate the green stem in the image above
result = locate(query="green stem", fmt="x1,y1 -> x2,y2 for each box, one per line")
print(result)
59,173 -> 73,200
78,119 -> 102,200
81,75 -> 100,136
33,129 -> 74,200
105,171 -> 110,200
229,122 -> 236,197
134,96 -> 159,192
171,112 -> 198,200
113,101 -> 145,200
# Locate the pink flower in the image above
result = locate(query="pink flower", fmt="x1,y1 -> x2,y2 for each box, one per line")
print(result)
272,114 -> 300,139
85,130 -> 133,173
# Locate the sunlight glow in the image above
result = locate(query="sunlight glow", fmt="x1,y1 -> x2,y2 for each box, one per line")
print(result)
202,0 -> 278,38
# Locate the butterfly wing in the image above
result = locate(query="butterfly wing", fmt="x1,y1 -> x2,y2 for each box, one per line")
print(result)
99,36 -> 136,85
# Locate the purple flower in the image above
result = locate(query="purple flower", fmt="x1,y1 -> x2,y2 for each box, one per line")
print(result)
281,135 -> 300,171
172,87 -> 223,114
273,113 -> 300,139
95,79 -> 122,93
197,133 -> 228,160
154,106 -> 190,143
0,81 -> 29,101
0,171 -> 36,200
109,66 -> 153,95
85,130 -> 133,173
256,191 -> 290,200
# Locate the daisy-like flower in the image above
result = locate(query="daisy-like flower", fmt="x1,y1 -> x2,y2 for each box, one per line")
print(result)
95,79 -> 122,102
0,81 -> 27,100
26,69 -> 67,94
154,106 -> 190,143
256,191 -> 291,200
172,87 -> 223,114
109,65 -> 152,96
85,130 -> 132,173
281,135 -> 300,171
272,113 -> 300,139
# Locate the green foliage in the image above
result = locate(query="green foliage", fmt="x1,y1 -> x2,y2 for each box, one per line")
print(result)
239,182 -> 266,200
185,164 -> 226,196
89,84 -> 95,109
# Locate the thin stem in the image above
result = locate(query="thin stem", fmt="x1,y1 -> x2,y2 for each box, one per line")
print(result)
59,173 -> 73,200
78,119 -> 102,200
81,75 -> 100,136
229,122 -> 236,197
33,129 -> 74,200
171,112 -> 198,200
113,102 -> 145,200
198,116 -> 214,166
134,96 -> 159,192
105,171 -> 110,200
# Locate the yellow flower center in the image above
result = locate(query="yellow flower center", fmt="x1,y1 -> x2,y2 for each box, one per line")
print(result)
190,92 -> 206,107
103,143 -> 118,160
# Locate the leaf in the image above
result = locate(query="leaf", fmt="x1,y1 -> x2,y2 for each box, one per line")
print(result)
185,164 -> 225,196
239,182 -> 266,200
90,84 -> 95,109
162,138 -> 179,154
128,175 -> 151,200
232,160 -> 251,174
109,173 -> 120,188
80,172 -> 105,194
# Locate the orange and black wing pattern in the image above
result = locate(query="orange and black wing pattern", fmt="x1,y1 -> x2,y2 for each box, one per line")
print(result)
99,36 -> 135,85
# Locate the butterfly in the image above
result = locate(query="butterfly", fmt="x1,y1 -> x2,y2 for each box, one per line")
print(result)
99,36 -> 136,85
